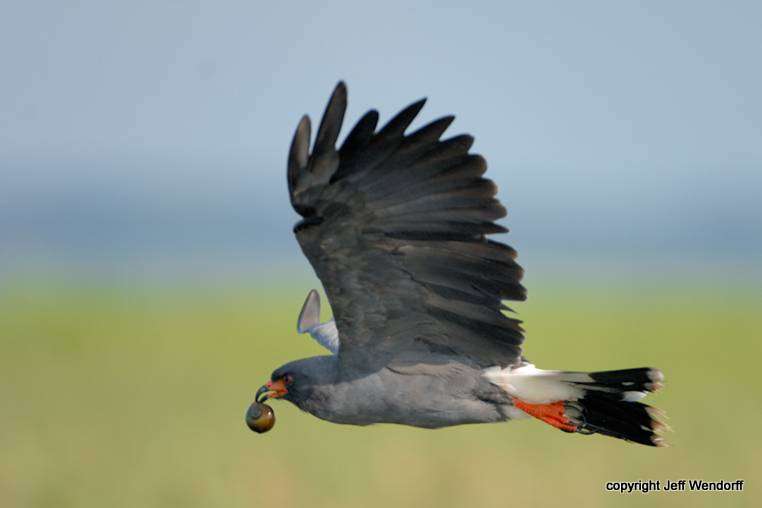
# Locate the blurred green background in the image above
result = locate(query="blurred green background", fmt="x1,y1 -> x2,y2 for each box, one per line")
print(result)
2,274 -> 760,508
3,1 -> 762,507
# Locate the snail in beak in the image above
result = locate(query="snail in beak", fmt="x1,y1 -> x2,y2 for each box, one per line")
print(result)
245,378 -> 289,434
245,401 -> 275,433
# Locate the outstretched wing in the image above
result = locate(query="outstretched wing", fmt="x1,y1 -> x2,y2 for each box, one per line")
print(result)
287,82 -> 526,368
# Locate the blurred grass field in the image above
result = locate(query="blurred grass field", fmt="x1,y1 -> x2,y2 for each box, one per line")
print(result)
1,275 -> 760,507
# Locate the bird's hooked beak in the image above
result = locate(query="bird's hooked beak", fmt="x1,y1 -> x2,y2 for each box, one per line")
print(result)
256,378 -> 288,403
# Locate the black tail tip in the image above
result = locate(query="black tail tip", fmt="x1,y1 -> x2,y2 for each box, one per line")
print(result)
562,367 -> 668,446
588,367 -> 665,395
566,395 -> 671,447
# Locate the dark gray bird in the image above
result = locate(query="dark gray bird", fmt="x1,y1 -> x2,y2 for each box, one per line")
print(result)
254,82 -> 667,446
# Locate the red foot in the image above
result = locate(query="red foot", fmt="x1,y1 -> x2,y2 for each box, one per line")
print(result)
512,398 -> 578,433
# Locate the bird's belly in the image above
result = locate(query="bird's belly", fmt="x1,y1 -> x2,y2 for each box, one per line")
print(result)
316,397 -> 507,428
303,369 -> 509,428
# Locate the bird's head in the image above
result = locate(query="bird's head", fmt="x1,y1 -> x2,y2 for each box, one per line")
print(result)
255,356 -> 334,406
255,368 -> 295,404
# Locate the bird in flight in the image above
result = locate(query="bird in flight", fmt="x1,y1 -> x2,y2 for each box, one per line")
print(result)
249,82 -> 666,446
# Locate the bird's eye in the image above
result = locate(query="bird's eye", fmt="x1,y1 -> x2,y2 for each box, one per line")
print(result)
283,374 -> 294,385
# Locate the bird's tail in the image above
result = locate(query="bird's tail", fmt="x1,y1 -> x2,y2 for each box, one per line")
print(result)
485,365 -> 668,446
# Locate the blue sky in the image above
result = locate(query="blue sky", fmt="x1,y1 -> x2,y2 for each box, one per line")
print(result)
2,1 -> 760,280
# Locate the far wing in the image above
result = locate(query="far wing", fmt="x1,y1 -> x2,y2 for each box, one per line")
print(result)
296,289 -> 339,354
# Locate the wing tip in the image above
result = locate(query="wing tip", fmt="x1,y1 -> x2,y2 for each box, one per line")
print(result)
287,115 -> 312,188
334,80 -> 348,96
297,289 -> 321,333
